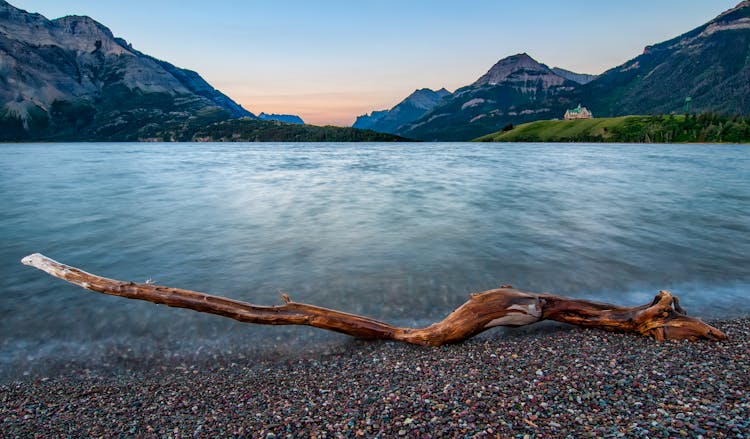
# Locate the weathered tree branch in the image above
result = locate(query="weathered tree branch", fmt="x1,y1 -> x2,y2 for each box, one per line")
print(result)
21,253 -> 726,344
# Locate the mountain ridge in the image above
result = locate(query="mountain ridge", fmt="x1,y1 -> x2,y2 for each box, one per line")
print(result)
356,1 -> 750,141
4,0 -> 749,142
0,0 -> 405,142
0,0 -> 256,140
0,1 -> 251,115
550,67 -> 597,85
471,53 -> 565,88
394,53 -> 578,141
352,87 -> 451,133
574,0 -> 750,118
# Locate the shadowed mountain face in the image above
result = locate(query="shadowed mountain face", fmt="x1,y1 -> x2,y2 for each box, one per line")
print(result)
352,87 -> 451,134
0,0 -> 253,141
359,2 -> 750,141
551,67 -> 597,85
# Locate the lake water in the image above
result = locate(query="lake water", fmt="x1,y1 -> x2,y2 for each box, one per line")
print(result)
1,142 -> 749,378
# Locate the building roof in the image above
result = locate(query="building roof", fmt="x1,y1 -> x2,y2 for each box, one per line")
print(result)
567,104 -> 586,114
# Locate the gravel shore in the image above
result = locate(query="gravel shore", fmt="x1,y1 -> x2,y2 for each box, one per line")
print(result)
2,319 -> 748,438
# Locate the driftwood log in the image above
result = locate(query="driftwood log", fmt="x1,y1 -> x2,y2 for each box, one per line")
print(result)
21,253 -> 726,344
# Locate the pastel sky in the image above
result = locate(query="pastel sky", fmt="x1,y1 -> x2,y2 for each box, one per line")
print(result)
11,0 -> 741,126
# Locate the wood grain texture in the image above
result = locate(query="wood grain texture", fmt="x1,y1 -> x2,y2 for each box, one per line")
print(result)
21,253 -> 726,345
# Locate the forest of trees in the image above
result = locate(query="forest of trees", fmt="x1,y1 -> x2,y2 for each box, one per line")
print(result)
613,113 -> 750,143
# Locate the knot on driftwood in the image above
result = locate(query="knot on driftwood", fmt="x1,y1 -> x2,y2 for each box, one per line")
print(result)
636,291 -> 725,341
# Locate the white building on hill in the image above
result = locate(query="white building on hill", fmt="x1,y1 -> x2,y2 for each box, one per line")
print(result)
564,104 -> 593,120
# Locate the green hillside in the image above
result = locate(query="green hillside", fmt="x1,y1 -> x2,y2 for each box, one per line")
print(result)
476,114 -> 750,143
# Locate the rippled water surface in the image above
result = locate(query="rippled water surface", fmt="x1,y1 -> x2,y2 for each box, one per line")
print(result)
1,142 -> 748,376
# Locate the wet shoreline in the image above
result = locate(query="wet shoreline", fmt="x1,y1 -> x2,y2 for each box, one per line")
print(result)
2,319 -> 747,437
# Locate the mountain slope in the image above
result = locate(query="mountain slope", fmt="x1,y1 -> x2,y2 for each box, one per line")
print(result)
551,67 -> 597,85
576,0 -> 750,117
352,87 -> 451,134
397,53 -> 578,141
0,0 -> 262,141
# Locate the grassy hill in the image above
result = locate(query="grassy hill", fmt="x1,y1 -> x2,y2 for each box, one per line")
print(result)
476,114 -> 750,143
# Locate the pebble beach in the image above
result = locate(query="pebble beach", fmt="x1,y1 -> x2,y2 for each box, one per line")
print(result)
1,319 -> 748,438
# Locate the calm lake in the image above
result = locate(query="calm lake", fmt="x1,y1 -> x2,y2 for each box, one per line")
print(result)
1,142 -> 749,378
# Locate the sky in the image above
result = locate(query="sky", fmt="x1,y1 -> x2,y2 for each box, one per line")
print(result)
10,0 -> 741,126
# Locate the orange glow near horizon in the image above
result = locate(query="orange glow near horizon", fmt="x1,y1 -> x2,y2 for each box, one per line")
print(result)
235,91 -> 408,127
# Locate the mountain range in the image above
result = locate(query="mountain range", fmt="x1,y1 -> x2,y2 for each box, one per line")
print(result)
353,87 -> 451,133
357,1 -> 750,141
0,0 -> 398,142
0,0 -> 246,141
2,0 -> 749,142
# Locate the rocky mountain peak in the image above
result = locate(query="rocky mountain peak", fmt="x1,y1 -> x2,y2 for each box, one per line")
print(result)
0,0 -> 22,13
352,87 -> 451,132
1,3 -> 132,56
435,88 -> 451,97
0,0 -> 254,138
50,15 -> 133,56
0,0 -> 46,25
716,0 -> 750,20
53,15 -> 115,40
405,88 -> 451,109
472,53 -> 552,86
